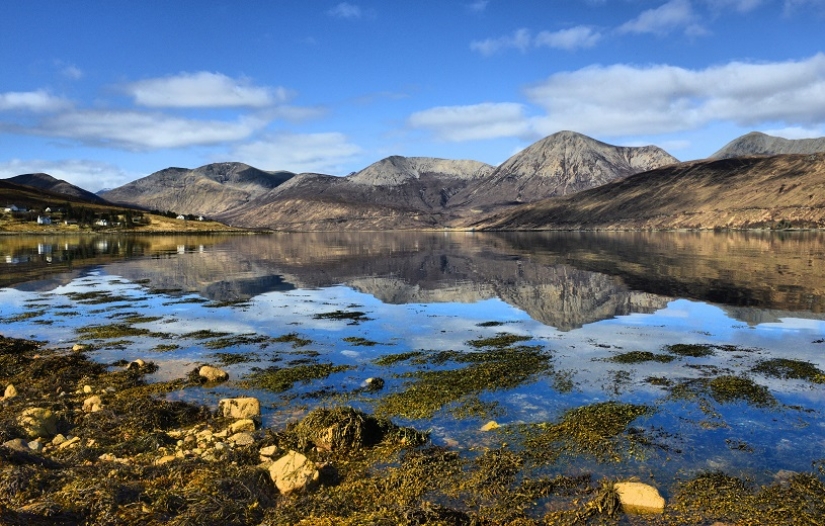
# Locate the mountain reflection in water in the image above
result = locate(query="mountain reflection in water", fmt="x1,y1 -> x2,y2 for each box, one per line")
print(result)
1,231 -> 824,330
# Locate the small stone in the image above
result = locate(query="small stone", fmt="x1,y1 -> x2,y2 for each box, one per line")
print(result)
3,438 -> 29,451
228,419 -> 256,433
196,429 -> 214,441
176,440 -> 184,447
214,430 -> 229,438
614,481 -> 665,513
4,384 -> 18,400
72,343 -> 88,352
259,445 -> 278,458
363,377 -> 385,391
199,365 -> 229,382
58,436 -> 81,450
83,395 -> 103,413
214,442 -> 226,451
127,359 -> 146,370
269,451 -> 320,495
82,385 -> 93,394
229,432 -> 255,446
218,397 -> 260,419
18,407 -> 59,438
28,440 -> 43,452
192,448 -> 203,455
480,420 -> 500,432
51,434 -> 67,446
105,387 -> 116,393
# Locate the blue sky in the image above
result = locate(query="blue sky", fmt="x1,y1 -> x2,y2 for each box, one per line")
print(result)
2,0 -> 825,191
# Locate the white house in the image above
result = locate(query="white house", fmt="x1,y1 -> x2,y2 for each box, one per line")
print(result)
95,219 -> 108,227
37,216 -> 52,225
176,214 -> 186,220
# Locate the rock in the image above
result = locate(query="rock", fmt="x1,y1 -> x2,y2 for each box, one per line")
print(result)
82,385 -> 93,394
480,420 -> 500,431
199,365 -> 229,382
82,395 -> 103,413
51,434 -> 67,446
614,481 -> 665,513
218,397 -> 260,419
18,407 -> 58,438
2,438 -> 29,451
27,440 -> 44,452
363,377 -> 384,391
228,419 -> 256,433
4,384 -> 18,400
127,359 -> 146,370
72,343 -> 89,352
58,436 -> 81,450
229,432 -> 255,446
269,451 -> 320,495
259,445 -> 279,459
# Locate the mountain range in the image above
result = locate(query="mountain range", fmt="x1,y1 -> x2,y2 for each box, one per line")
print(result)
4,130 -> 825,231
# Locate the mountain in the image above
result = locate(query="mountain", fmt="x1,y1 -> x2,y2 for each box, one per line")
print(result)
100,162 -> 294,216
216,157 -> 496,230
711,131 -> 825,159
7,173 -> 107,203
449,131 -> 678,211
471,153 -> 825,231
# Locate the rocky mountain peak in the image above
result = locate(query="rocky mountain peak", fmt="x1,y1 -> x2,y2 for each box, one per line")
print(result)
711,131 -> 825,159
348,156 -> 495,186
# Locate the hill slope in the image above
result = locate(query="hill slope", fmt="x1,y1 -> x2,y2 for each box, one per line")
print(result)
100,162 -> 294,216
7,173 -> 107,203
451,130 -> 678,211
472,153 -> 825,231
712,132 -> 825,159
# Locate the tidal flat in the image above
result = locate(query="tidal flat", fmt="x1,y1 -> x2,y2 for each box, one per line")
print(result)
1,231 -> 824,524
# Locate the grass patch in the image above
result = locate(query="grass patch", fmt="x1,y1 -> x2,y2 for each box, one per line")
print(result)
244,362 -> 354,393
606,351 -> 676,364
752,358 -> 825,384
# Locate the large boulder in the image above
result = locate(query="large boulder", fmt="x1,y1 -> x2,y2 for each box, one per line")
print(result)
199,365 -> 229,383
18,407 -> 59,438
218,397 -> 260,419
268,450 -> 320,494
614,481 -> 665,513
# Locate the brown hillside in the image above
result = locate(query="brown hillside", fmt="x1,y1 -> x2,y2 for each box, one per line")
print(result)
472,153 -> 825,231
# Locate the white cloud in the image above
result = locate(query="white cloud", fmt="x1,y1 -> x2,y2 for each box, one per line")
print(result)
327,2 -> 362,19
618,0 -> 706,36
704,0 -> 764,12
525,53 -> 825,136
408,102 -> 530,141
0,90 -> 71,112
467,0 -> 489,13
61,65 -> 83,80
38,110 -> 265,150
470,28 -> 532,56
0,158 -> 134,192
762,126 -> 825,139
231,132 -> 362,174
535,26 -> 601,50
125,72 -> 288,108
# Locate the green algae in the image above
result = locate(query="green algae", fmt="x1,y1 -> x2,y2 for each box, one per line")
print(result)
243,363 -> 354,393
150,343 -> 180,353
669,375 -> 777,408
203,333 -> 271,350
666,343 -> 716,358
0,310 -> 47,323
476,321 -> 505,327
211,352 -> 260,366
374,345 -> 551,420
272,332 -> 312,348
752,358 -> 825,384
64,291 -> 134,305
606,350 -> 676,364
342,336 -> 379,347
371,351 -> 425,366
467,332 -> 531,349
76,323 -> 152,340
182,329 -> 232,340
313,310 -> 371,324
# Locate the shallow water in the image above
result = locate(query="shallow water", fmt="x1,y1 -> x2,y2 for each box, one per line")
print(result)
1,231 -> 824,492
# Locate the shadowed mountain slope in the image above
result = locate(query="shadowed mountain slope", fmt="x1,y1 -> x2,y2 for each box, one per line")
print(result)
472,153 -> 825,231
7,173 -> 107,203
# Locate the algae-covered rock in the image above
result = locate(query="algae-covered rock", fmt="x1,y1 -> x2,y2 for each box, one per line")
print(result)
269,450 -> 320,494
293,406 -> 426,452
218,397 -> 260,419
614,481 -> 665,513
82,395 -> 103,413
480,420 -> 500,431
18,407 -> 58,438
199,365 -> 229,382
228,418 -> 256,433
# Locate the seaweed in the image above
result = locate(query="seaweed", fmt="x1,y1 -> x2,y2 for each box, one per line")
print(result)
243,363 -> 354,393
606,351 -> 676,364
752,358 -> 825,384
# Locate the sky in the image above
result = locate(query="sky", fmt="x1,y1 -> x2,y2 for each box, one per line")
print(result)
1,0 -> 825,192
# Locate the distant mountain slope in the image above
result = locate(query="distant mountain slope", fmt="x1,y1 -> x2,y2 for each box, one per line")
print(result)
712,131 -> 825,159
217,157 -> 496,230
451,131 -> 678,211
100,162 -> 294,216
7,173 -> 107,203
472,153 -> 825,231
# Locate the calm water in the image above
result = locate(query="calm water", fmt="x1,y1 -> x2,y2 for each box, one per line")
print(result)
1,231 -> 824,492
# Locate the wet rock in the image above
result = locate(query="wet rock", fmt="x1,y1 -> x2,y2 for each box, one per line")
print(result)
127,358 -> 146,370
229,432 -> 255,446
83,395 -> 103,413
4,384 -> 18,400
269,450 -> 320,495
480,420 -> 500,431
72,343 -> 89,352
614,481 -> 665,513
58,436 -> 81,450
51,434 -> 67,446
199,365 -> 229,382
18,407 -> 58,438
82,385 -> 93,394
259,444 -> 279,461
363,377 -> 384,391
218,397 -> 260,419
2,438 -> 29,451
228,419 -> 256,433
28,440 -> 43,452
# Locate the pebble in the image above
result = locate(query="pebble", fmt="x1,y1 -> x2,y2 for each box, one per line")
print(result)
83,385 -> 93,394
4,384 -> 18,400
229,432 -> 255,446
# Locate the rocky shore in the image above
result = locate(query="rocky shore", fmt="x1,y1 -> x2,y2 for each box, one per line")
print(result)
1,334 -> 823,525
